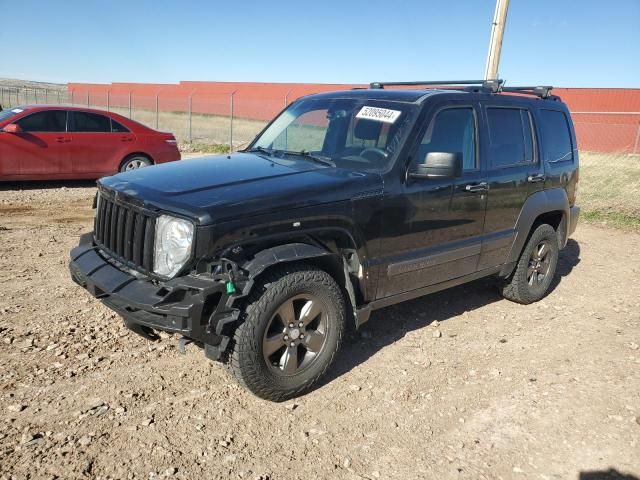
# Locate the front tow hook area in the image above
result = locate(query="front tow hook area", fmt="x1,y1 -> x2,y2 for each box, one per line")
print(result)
124,320 -> 161,342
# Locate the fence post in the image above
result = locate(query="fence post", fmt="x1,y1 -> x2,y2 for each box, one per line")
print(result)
284,89 -> 292,107
634,122 -> 640,155
34,88 -> 38,104
57,90 -> 61,105
155,93 -> 159,129
87,91 -> 90,108
71,90 -> 74,105
128,91 -> 132,118
1,87 -> 4,108
107,91 -> 110,112
188,94 -> 193,143
230,90 -> 236,152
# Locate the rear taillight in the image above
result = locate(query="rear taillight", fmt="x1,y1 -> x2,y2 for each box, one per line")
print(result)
165,138 -> 177,145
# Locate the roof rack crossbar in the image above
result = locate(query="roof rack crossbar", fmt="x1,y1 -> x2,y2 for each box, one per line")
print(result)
370,79 -> 504,93
501,86 -> 554,99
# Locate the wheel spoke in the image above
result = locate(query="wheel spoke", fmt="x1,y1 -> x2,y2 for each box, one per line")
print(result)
527,265 -> 536,278
276,300 -> 296,326
299,299 -> 322,326
263,334 -> 285,357
303,330 -> 325,353
537,243 -> 546,258
281,346 -> 299,374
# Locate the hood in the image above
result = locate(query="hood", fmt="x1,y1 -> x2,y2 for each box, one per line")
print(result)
99,153 -> 383,225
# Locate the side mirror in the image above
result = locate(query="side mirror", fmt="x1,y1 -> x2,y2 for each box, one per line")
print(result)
409,152 -> 463,180
2,123 -> 22,133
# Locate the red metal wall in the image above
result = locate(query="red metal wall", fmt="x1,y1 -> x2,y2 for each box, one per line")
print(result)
67,82 -> 640,153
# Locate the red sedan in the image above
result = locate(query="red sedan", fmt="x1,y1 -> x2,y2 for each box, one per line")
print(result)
0,105 -> 180,180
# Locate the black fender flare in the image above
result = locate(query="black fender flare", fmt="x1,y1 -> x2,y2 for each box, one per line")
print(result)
238,242 -> 359,327
500,188 -> 569,276
241,242 -> 333,278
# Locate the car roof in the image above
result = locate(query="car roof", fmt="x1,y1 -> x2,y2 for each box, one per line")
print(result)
303,88 -> 460,104
301,88 -> 565,107
11,105 -> 120,114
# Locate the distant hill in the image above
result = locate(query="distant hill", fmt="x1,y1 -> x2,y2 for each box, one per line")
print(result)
0,78 -> 66,91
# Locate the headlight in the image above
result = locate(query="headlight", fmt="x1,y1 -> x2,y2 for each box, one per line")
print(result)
154,215 -> 194,277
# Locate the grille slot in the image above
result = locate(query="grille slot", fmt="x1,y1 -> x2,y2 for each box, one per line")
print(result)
94,193 -> 156,273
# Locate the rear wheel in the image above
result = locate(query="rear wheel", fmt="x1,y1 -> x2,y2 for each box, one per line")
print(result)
120,155 -> 152,172
500,223 -> 559,304
230,264 -> 346,401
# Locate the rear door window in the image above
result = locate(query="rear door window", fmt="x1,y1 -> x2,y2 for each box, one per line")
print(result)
71,112 -> 112,132
16,110 -> 67,132
486,107 -> 534,167
539,110 -> 573,162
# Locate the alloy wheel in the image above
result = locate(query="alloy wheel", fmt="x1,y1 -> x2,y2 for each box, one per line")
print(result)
262,294 -> 328,376
527,240 -> 552,286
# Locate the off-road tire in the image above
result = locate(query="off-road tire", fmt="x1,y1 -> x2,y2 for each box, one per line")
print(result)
120,155 -> 152,172
500,223 -> 559,304
230,263 -> 346,401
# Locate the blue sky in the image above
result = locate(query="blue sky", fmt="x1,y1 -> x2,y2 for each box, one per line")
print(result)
2,0 -> 638,87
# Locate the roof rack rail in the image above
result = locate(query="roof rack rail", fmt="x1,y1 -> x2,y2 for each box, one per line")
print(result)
500,86 -> 554,99
369,79 -> 504,93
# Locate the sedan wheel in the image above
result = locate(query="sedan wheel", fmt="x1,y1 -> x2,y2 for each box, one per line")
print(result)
121,156 -> 151,172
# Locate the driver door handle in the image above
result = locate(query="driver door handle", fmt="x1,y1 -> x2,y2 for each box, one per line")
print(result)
465,182 -> 488,193
527,173 -> 546,183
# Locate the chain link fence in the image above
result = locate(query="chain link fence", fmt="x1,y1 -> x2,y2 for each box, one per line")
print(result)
0,86 -> 280,151
2,86 -> 639,155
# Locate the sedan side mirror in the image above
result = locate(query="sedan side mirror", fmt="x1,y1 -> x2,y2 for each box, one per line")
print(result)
2,123 -> 22,133
409,152 -> 463,180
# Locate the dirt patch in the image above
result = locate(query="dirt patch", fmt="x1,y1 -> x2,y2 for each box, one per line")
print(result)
0,183 -> 639,480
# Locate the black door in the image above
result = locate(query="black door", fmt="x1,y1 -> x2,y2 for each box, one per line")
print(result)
478,103 -> 545,270
378,102 -> 488,298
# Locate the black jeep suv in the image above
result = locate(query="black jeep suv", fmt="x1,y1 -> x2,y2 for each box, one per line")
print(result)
69,80 -> 580,401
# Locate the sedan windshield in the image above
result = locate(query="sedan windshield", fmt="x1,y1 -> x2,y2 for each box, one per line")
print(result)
250,98 -> 418,172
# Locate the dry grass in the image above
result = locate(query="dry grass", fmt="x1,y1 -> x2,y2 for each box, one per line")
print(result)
579,152 -> 640,230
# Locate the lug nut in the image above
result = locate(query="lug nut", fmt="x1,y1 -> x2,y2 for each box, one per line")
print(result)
298,322 -> 304,328
300,333 -> 305,339
289,323 -> 294,328
284,335 -> 289,340
290,342 -> 295,347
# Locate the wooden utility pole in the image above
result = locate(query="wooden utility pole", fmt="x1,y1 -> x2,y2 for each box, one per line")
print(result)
484,0 -> 510,80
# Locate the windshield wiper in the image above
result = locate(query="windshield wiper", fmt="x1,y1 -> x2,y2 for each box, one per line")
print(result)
278,150 -> 335,167
248,146 -> 274,156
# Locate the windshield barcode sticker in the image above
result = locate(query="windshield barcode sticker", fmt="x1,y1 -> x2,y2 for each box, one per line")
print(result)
356,106 -> 402,124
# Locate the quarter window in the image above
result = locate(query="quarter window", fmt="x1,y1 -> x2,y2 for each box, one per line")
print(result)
418,108 -> 476,170
111,119 -> 129,133
16,110 -> 67,132
539,110 -> 573,162
72,112 -> 112,133
486,108 -> 534,167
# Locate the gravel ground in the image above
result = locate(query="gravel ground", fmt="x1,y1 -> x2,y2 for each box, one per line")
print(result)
0,180 -> 639,480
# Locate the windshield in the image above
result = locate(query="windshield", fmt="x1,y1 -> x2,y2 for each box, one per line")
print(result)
250,98 -> 418,172
0,107 -> 25,123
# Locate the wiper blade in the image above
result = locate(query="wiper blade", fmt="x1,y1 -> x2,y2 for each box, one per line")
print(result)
248,146 -> 274,156
278,150 -> 335,167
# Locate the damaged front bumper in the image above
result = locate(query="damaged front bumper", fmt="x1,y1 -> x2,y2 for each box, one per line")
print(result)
68,233 -> 239,360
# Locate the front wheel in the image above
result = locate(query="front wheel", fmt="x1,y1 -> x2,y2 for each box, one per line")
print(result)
230,264 -> 346,401
500,223 -> 559,304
